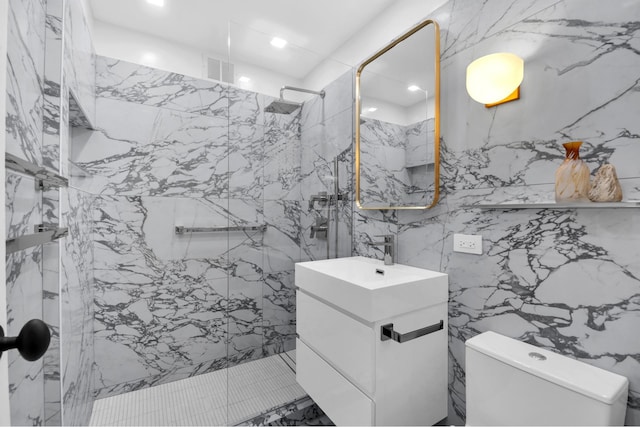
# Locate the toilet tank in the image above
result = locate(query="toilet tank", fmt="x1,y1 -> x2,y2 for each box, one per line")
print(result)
465,331 -> 628,426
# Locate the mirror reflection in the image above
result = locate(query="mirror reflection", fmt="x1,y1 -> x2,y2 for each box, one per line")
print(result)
356,19 -> 440,209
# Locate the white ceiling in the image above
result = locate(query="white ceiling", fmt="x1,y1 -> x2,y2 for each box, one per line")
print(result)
90,0 -> 395,79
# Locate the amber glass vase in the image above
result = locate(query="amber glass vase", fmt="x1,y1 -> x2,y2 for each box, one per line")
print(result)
555,141 -> 590,202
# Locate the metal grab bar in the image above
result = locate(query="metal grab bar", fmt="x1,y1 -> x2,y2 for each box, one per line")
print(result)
380,320 -> 444,343
6,225 -> 69,255
175,224 -> 267,235
5,153 -> 68,190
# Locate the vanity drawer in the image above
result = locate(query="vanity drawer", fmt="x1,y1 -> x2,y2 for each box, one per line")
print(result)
296,291 -> 375,393
297,339 -> 374,426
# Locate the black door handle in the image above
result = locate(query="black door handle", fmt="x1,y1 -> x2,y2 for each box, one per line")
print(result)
381,320 -> 443,343
0,319 -> 51,361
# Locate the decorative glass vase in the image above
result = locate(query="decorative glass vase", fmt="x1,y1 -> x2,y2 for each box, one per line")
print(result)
555,141 -> 590,202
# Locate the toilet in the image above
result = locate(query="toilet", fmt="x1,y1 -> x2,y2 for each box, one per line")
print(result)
465,331 -> 629,426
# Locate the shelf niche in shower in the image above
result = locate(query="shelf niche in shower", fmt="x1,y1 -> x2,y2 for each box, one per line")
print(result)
68,89 -> 96,180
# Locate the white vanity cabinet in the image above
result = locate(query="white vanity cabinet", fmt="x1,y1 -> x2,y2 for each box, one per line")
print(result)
294,257 -> 448,426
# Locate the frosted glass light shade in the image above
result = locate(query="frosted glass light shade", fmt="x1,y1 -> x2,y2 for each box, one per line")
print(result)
466,53 -> 524,104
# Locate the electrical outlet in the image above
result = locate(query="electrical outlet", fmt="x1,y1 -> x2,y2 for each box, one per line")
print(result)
453,233 -> 482,255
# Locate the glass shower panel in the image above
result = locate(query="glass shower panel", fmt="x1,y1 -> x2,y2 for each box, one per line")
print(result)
71,53 -> 233,425
225,21 -> 353,424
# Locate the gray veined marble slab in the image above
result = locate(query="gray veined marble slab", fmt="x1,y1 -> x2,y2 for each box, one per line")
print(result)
5,0 -> 46,166
353,1 -> 640,424
74,97 -> 229,197
96,56 -> 227,117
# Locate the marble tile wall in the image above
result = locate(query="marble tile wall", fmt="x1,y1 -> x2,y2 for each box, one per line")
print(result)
85,63 -> 235,396
88,56 -> 353,399
6,0 -> 97,424
353,0 -> 640,425
59,1 -> 97,425
42,0 -> 64,423
299,69 -> 354,262
60,187 -> 96,426
5,0 -> 47,424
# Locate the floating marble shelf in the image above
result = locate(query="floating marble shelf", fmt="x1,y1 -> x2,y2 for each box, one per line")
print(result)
463,201 -> 640,210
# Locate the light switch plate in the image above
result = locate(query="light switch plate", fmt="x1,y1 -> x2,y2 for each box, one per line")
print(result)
453,233 -> 482,255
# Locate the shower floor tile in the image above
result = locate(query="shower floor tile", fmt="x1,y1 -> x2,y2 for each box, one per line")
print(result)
89,350 -> 305,426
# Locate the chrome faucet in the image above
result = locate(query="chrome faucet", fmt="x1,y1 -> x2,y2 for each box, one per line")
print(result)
366,234 -> 395,265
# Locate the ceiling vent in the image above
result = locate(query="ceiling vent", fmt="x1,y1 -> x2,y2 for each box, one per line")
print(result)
207,57 -> 234,84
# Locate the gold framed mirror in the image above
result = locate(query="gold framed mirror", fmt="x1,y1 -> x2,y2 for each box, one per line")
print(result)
355,19 -> 440,210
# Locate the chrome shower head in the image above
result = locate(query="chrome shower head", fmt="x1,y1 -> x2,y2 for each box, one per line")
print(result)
264,98 -> 302,114
264,85 -> 326,114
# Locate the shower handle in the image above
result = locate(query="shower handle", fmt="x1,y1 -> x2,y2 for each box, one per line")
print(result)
0,319 -> 51,361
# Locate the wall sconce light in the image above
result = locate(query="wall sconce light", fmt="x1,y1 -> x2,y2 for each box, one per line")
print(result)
466,53 -> 523,108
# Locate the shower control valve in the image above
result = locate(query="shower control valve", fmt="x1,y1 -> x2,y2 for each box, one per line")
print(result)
309,192 -> 329,209
310,217 -> 328,239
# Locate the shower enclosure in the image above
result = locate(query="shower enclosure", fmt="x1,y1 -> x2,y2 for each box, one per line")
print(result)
5,5 -> 353,424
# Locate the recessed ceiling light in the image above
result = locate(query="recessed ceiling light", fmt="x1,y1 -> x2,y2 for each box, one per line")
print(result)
270,37 -> 288,49
141,52 -> 157,64
407,85 -> 421,92
238,76 -> 251,83
367,107 -> 378,112
146,0 -> 164,7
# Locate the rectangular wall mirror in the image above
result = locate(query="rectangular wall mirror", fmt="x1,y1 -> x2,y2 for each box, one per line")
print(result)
355,19 -> 440,210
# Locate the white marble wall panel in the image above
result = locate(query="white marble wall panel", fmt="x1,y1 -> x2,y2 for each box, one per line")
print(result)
41,1 -> 67,423
5,0 -> 48,423
300,110 -> 353,197
73,97 -> 229,197
396,206 -> 448,272
60,187 -> 96,426
350,1 -> 640,424
299,70 -> 353,262
96,56 -> 226,117
263,270 -> 296,356
229,122 -> 264,199
229,86 -> 265,126
5,172 -> 45,425
263,201 -> 301,273
300,199 -> 352,263
42,0 -> 63,172
300,68 -> 353,133
88,53 -> 354,408
63,0 -> 96,127
263,108 -> 302,201
8,0 -> 98,424
228,275 -> 263,365
352,206 -> 397,260
227,198 -> 266,278
141,196 -> 263,275
5,0 -> 45,165
299,205 -> 329,263
442,189 -> 640,424
58,1 -> 99,424
91,194 -> 241,397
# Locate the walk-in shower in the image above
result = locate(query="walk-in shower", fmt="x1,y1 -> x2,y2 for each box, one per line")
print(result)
5,0 -> 354,421
264,85 -> 326,114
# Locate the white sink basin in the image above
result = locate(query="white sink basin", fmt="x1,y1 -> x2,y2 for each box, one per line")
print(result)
295,256 -> 448,322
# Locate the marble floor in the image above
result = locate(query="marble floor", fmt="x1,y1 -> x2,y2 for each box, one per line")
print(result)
89,351 -> 306,426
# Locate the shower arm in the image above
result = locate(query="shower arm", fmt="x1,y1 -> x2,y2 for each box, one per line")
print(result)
279,86 -> 325,100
